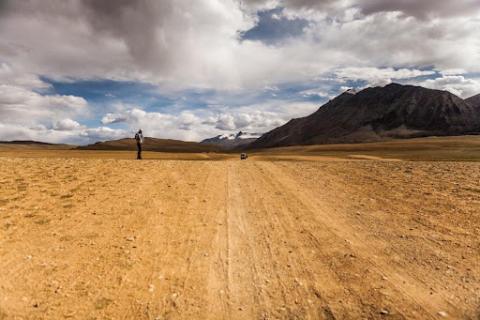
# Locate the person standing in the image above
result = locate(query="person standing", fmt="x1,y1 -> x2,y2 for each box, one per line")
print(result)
135,129 -> 144,160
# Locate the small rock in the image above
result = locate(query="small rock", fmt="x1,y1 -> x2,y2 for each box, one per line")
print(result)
126,236 -> 135,241
438,311 -> 448,317
148,284 -> 155,293
380,308 -> 389,315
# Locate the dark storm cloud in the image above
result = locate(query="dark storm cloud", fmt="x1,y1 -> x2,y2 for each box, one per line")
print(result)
79,0 -> 168,67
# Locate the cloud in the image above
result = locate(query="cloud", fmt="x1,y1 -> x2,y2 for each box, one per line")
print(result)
335,67 -> 435,87
242,0 -> 480,18
94,99 -> 318,141
2,0 -> 479,90
80,126 -> 127,142
101,113 -> 128,125
299,88 -> 329,98
214,114 -> 237,130
0,84 -> 87,126
0,122 -> 125,144
54,118 -> 83,131
204,100 -> 318,133
0,63 -> 49,90
418,75 -> 480,99
97,107 -> 207,141
0,80 -> 119,144
359,0 -> 480,19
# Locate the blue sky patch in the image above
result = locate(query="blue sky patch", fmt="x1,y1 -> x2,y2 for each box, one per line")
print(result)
240,8 -> 309,44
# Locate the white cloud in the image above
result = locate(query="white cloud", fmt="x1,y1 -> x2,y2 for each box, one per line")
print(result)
0,84 -> 87,126
418,75 -> 480,99
299,88 -> 329,98
54,118 -> 83,131
437,69 -> 467,76
80,126 -> 128,142
101,113 -> 128,125
214,114 -> 237,130
0,82 -> 118,144
93,99 -> 318,141
0,122 -> 125,145
335,67 -> 435,87
0,63 -> 49,90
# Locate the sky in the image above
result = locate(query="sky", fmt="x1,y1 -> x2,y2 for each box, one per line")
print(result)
0,0 -> 480,144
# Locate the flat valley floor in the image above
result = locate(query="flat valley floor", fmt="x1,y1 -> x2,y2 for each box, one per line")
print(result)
0,154 -> 479,319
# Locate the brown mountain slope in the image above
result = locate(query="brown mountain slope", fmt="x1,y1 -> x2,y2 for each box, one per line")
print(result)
250,83 -> 480,149
77,137 -> 221,153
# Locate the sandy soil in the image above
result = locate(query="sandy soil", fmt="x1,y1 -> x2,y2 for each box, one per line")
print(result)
0,156 -> 479,319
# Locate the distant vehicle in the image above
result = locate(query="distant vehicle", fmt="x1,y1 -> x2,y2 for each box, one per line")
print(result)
240,153 -> 248,160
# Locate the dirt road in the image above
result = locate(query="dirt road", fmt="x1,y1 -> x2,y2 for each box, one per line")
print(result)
0,158 -> 479,319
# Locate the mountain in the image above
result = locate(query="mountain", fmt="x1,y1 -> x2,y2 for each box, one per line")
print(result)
0,140 -> 73,150
0,140 -> 54,145
466,94 -> 480,108
77,137 -> 221,153
250,83 -> 480,149
201,131 -> 261,149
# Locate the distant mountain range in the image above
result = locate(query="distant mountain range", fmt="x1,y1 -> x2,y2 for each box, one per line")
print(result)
0,140 -> 56,145
2,84 -> 479,152
0,140 -> 73,150
77,137 -> 220,153
201,131 -> 261,149
250,83 -> 480,149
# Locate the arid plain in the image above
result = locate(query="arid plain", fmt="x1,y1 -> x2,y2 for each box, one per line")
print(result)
0,137 -> 479,319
